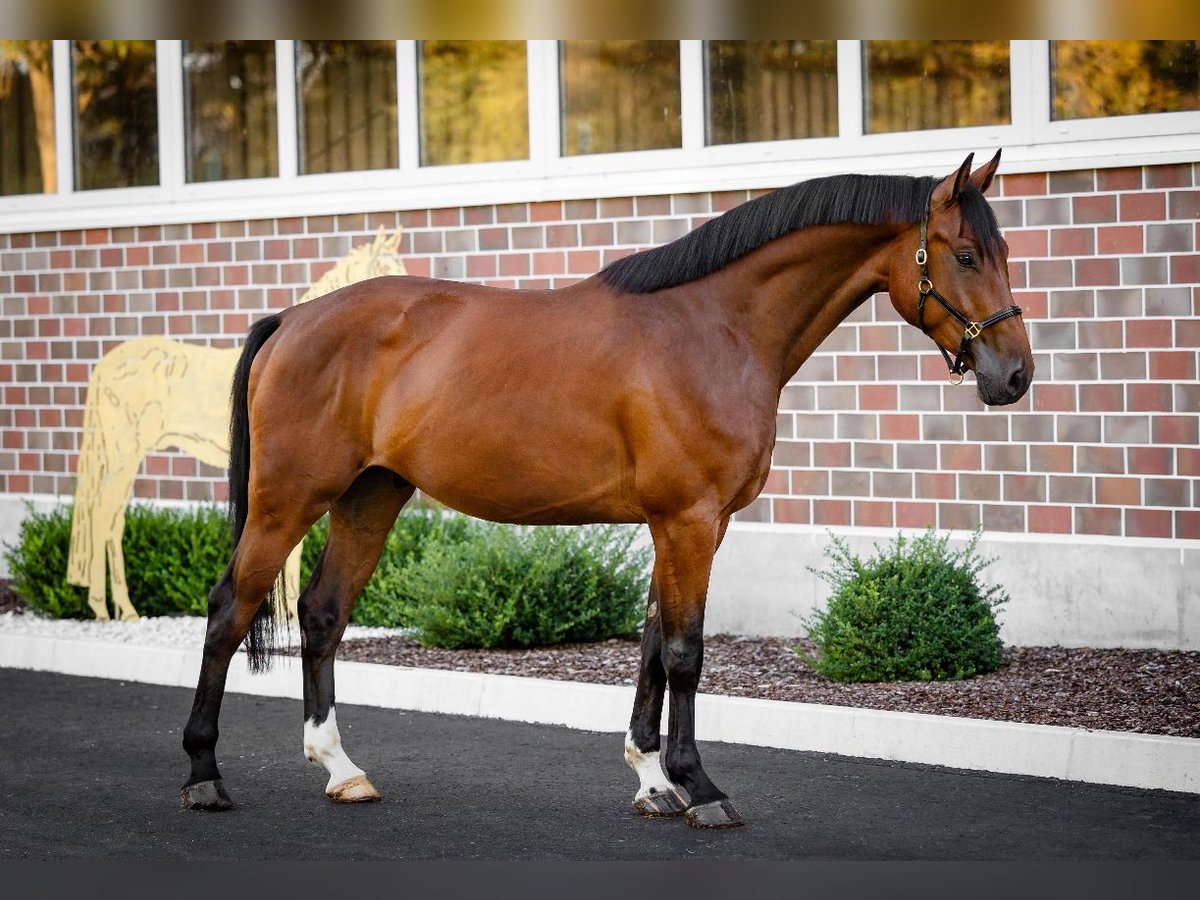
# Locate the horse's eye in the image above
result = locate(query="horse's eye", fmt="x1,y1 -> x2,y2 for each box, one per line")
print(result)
955,252 -> 975,269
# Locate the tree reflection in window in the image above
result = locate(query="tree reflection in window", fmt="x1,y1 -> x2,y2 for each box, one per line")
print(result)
419,41 -> 529,166
0,41 -> 55,195
298,41 -> 398,175
560,41 -> 681,156
184,41 -> 277,183
1052,41 -> 1199,120
706,41 -> 838,145
864,41 -> 1010,134
73,40 -> 159,190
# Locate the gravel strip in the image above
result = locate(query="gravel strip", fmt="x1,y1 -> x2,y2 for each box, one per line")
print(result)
3,583 -> 1195,738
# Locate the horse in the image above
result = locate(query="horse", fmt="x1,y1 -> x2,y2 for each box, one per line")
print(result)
66,228 -> 407,622
180,152 -> 1032,828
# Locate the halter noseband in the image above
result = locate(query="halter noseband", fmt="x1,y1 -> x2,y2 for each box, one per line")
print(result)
916,192 -> 1023,385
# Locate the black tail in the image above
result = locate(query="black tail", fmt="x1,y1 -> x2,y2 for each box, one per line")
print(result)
229,313 -> 283,673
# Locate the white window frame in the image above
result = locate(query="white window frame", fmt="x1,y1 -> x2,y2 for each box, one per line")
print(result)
3,39 -> 1199,234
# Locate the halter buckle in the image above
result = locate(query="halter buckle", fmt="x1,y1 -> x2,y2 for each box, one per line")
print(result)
948,370 -> 965,386
914,248 -> 927,267
917,278 -> 933,295
964,322 -> 982,340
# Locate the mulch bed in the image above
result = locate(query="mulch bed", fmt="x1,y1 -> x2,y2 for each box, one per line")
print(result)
4,580 -> 1195,737
336,634 -> 1200,739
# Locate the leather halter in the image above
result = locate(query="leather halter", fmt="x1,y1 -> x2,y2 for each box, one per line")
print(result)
916,192 -> 1023,384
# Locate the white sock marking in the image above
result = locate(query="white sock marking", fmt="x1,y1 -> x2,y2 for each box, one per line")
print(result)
624,730 -> 685,803
303,706 -> 366,792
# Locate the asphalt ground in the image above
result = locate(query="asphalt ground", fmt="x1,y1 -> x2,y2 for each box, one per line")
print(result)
1,668 -> 1198,861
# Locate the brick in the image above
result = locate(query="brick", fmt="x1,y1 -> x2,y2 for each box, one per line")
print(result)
922,414 -> 963,441
1146,164 -> 1192,189
635,196 -> 670,217
1126,320 -> 1172,348
1146,223 -> 1192,253
532,201 -> 564,223
1095,225 -> 1143,255
813,441 -> 851,467
990,199 -> 1023,228
859,326 -> 899,352
1029,259 -> 1073,287
1002,172 -> 1046,196
982,503 -> 1024,532
1011,414 -> 1054,442
837,413 -> 876,439
1050,169 -> 1095,194
940,443 -> 980,470
872,471 -> 912,498
1003,473 -> 1046,502
1171,254 -> 1200,284
773,440 -> 810,467
1104,415 -> 1150,444
1028,504 -> 1072,533
812,499 -> 850,526
1167,190 -> 1200,220
896,501 -> 937,529
1079,383 -> 1123,413
1100,351 -> 1146,380
1125,508 -> 1172,538
1077,445 -> 1124,474
965,415 -> 1007,442
1057,415 -> 1101,443
1121,255 -> 1168,285
1149,351 -> 1196,381
735,498 -> 771,523
831,470 -> 870,496
1013,290 -> 1047,319
1074,258 -> 1120,286
580,222 -> 614,246
1177,510 -> 1200,539
853,442 -> 893,469
598,197 -> 633,218
1074,194 -> 1117,224
1146,287 -> 1193,317
1177,384 -> 1200,414
791,470 -> 829,495
1031,321 -> 1075,349
880,414 -> 919,440
794,413 -> 835,438
1129,446 -> 1173,475
772,498 -> 810,524
939,502 -> 980,530
1075,506 -> 1122,535
1052,353 -> 1097,381
1095,476 -> 1140,505
1098,167 -> 1141,191
959,473 -> 1000,500
1119,192 -> 1167,221
1144,478 -> 1190,507
1007,229 -> 1048,258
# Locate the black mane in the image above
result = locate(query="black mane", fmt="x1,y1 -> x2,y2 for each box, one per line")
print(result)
599,173 -> 1002,294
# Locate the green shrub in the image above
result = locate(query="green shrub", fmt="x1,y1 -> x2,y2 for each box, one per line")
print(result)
301,501 -> 474,628
798,528 -> 1007,683
398,522 -> 650,649
4,505 -> 88,618
3,503 -> 229,619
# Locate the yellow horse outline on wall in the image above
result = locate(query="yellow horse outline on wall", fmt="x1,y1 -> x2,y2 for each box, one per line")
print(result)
66,228 -> 407,621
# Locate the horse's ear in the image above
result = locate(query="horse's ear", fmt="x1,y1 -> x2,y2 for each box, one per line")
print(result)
931,152 -> 974,208
970,148 -> 1002,195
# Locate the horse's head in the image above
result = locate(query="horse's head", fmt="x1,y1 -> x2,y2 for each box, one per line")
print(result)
888,151 -> 1034,406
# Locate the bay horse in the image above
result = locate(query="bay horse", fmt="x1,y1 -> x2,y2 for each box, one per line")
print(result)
181,152 -> 1032,828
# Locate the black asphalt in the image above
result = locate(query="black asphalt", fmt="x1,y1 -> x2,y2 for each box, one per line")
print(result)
1,668 -> 1197,860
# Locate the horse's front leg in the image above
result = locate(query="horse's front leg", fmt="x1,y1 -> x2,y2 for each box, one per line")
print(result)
624,574 -> 687,817
631,513 -> 743,829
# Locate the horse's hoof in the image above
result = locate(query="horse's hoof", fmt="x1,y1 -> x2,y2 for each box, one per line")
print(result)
685,799 -> 745,829
633,787 -> 687,817
327,774 -> 381,803
181,779 -> 233,811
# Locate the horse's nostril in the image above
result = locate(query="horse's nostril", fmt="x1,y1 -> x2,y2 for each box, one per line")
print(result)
1007,362 -> 1028,396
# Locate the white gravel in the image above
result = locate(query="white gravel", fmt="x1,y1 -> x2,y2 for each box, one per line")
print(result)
0,608 -> 411,649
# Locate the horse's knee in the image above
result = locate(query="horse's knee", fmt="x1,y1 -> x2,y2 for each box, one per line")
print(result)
662,635 -> 703,692
299,600 -> 339,656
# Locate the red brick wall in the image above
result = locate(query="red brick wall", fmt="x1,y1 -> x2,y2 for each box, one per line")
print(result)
1,162 -> 1197,538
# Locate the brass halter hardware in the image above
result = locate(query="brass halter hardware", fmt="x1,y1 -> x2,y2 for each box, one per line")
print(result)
916,191 -> 1023,383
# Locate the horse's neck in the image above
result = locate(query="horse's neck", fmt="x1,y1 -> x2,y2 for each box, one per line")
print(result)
711,223 -> 903,389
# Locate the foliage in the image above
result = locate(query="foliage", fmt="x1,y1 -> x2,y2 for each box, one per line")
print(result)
797,528 -> 1007,683
9,500 -> 651,650
397,522 -> 649,649
3,503 -> 229,619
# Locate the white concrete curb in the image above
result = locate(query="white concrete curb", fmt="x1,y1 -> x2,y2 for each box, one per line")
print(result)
2,632 -> 1196,796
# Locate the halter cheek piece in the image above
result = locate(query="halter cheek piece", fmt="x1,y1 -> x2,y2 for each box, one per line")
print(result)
916,192 -> 1023,385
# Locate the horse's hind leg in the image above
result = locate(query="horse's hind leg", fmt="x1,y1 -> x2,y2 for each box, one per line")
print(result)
300,468 -> 412,803
181,511 -> 315,810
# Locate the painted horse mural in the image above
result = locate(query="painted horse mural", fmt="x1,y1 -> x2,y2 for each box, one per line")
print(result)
180,154 -> 1032,828
66,228 -> 407,621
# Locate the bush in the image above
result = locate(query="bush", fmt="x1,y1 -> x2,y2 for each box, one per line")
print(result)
798,528 -> 1007,683
8,501 -> 651,650
397,522 -> 650,649
3,503 -> 229,619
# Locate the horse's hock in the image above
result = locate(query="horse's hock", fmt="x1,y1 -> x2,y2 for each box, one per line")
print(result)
66,228 -> 408,621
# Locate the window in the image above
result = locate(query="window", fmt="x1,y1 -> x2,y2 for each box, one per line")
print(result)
705,40 -> 838,145
1051,41 -> 1200,120
184,41 -> 277,183
864,40 -> 1010,133
419,41 -> 528,166
560,41 -> 681,155
0,41 -> 55,195
72,40 -> 159,190
297,40 -> 397,175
